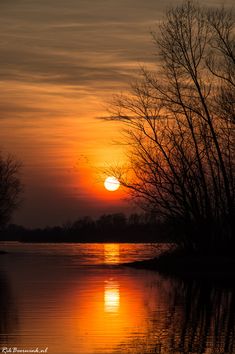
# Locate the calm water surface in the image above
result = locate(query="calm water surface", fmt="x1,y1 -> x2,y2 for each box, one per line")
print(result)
0,243 -> 234,354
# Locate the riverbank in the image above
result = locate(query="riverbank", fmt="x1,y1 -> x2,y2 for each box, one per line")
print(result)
126,248 -> 235,279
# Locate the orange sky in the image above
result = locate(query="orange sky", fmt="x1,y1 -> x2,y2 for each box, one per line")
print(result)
0,0 -> 233,227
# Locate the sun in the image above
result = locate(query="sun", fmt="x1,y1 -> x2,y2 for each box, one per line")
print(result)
104,176 -> 120,192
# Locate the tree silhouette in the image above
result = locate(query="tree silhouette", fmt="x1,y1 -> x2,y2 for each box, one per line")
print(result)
108,1 -> 235,254
0,153 -> 22,227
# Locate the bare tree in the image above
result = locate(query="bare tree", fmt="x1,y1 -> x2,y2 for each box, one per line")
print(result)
0,153 -> 22,227
107,1 -> 235,253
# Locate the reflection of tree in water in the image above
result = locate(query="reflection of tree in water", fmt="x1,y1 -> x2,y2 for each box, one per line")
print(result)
0,272 -> 18,344
168,279 -> 235,353
116,277 -> 235,354
182,281 -> 234,352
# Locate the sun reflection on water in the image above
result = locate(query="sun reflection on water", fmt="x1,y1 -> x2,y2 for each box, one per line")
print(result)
104,244 -> 120,264
104,280 -> 120,313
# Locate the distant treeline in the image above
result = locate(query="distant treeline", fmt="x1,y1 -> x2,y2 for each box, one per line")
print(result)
0,213 -> 171,243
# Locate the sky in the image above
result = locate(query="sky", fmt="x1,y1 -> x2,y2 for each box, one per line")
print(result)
0,0 -> 233,227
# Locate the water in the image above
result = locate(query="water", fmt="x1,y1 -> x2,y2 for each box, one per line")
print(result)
0,242 -> 234,354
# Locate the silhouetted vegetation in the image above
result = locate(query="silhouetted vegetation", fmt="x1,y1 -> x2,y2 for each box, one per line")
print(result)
107,1 -> 235,255
0,213 -> 170,243
0,153 -> 22,227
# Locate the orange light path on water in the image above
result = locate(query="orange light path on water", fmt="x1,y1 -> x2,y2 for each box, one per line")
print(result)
4,244 -> 169,354
104,244 -> 120,264
104,280 -> 120,313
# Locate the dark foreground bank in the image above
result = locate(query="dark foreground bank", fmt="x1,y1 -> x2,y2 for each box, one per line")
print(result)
126,248 -> 235,279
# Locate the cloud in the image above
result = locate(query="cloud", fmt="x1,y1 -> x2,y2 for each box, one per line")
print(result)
1,0 -> 232,90
0,1 -> 162,90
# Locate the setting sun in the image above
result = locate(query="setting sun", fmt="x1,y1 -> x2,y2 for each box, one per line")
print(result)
104,176 -> 120,192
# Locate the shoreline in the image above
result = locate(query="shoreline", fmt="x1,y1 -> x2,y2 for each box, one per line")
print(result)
125,250 -> 235,280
